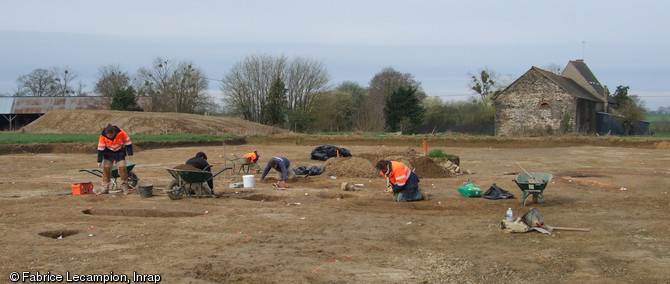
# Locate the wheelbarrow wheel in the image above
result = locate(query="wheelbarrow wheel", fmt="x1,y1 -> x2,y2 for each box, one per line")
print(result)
166,179 -> 184,200
128,172 -> 139,188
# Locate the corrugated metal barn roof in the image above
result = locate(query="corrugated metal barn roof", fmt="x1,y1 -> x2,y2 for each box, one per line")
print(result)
10,97 -> 105,114
0,97 -> 15,113
0,96 -> 152,114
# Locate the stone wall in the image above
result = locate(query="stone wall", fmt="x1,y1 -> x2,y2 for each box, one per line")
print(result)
495,69 -> 576,136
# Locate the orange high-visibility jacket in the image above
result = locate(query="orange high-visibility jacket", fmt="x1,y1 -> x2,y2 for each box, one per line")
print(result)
379,161 -> 411,186
97,128 -> 131,152
244,151 -> 258,163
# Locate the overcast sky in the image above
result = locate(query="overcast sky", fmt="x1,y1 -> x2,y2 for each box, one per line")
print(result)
1,0 -> 669,110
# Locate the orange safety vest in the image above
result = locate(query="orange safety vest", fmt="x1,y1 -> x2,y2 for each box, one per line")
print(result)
244,152 -> 258,163
379,161 -> 411,186
97,129 -> 131,152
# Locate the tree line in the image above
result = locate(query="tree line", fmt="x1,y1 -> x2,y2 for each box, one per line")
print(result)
3,54 -> 656,134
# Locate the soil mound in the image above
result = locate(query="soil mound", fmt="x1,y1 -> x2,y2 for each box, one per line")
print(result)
323,147 -> 454,178
20,109 -> 287,135
324,157 -> 377,178
172,164 -> 201,171
656,141 -> 670,149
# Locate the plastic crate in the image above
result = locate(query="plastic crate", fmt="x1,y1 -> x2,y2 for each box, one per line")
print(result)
71,183 -> 94,195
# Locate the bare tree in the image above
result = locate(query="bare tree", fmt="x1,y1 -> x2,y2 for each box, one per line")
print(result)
170,61 -> 210,114
74,81 -> 90,96
94,64 -> 131,98
285,56 -> 331,111
221,54 -> 285,122
16,68 -> 58,96
135,57 -> 210,113
16,67 -> 80,97
220,53 -> 330,125
51,67 -> 77,96
136,57 -> 177,111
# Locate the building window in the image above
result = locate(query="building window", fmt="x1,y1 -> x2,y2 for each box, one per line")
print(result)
539,101 -> 551,109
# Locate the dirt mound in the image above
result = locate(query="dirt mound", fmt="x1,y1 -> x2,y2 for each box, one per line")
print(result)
324,157 -> 377,178
172,164 -> 201,171
20,109 -> 288,135
323,147 -> 453,178
656,141 -> 670,149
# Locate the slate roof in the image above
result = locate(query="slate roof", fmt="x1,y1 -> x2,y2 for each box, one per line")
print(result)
533,67 -> 604,103
561,60 -> 605,96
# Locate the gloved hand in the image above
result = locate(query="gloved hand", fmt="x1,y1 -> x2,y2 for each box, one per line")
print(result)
385,185 -> 393,193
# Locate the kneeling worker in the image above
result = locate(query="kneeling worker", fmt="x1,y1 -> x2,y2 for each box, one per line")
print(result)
375,159 -> 425,202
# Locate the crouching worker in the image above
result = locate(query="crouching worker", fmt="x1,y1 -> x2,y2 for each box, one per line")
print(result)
97,124 -> 133,194
260,156 -> 295,188
243,150 -> 262,173
375,159 -> 425,202
186,152 -> 216,196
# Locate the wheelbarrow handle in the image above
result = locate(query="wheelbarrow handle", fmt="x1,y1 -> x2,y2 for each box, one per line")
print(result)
79,169 -> 103,177
208,167 -> 233,180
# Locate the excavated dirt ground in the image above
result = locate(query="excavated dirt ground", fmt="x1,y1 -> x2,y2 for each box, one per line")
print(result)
1,110 -> 669,283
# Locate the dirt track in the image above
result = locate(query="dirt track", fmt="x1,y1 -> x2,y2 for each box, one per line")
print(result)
1,140 -> 669,283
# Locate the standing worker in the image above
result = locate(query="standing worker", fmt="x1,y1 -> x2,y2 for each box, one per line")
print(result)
243,150 -> 261,173
260,156 -> 295,188
97,124 -> 133,194
375,159 -> 425,202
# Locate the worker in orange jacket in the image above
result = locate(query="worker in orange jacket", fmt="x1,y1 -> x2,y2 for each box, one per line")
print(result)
376,159 -> 425,202
243,150 -> 261,173
97,124 -> 133,194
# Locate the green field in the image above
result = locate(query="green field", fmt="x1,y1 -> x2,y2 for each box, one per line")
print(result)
646,112 -> 670,122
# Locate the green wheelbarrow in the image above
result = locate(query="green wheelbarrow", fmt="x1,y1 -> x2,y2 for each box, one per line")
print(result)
513,172 -> 553,206
165,166 -> 232,200
79,162 -> 139,192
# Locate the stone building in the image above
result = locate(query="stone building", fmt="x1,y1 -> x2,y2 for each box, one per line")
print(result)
494,60 -> 605,136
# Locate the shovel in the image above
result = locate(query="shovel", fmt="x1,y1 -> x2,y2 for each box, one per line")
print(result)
515,162 -> 544,183
533,222 -> 551,234
532,226 -> 551,234
545,225 -> 590,232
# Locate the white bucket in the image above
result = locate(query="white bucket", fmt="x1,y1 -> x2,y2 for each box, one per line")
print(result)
242,175 -> 255,188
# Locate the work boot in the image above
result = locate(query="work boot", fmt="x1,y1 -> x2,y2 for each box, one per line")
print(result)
101,166 -> 112,193
118,166 -> 129,194
99,182 -> 110,194
120,181 -> 129,194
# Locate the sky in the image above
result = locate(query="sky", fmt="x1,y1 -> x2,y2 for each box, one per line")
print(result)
1,0 -> 669,110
